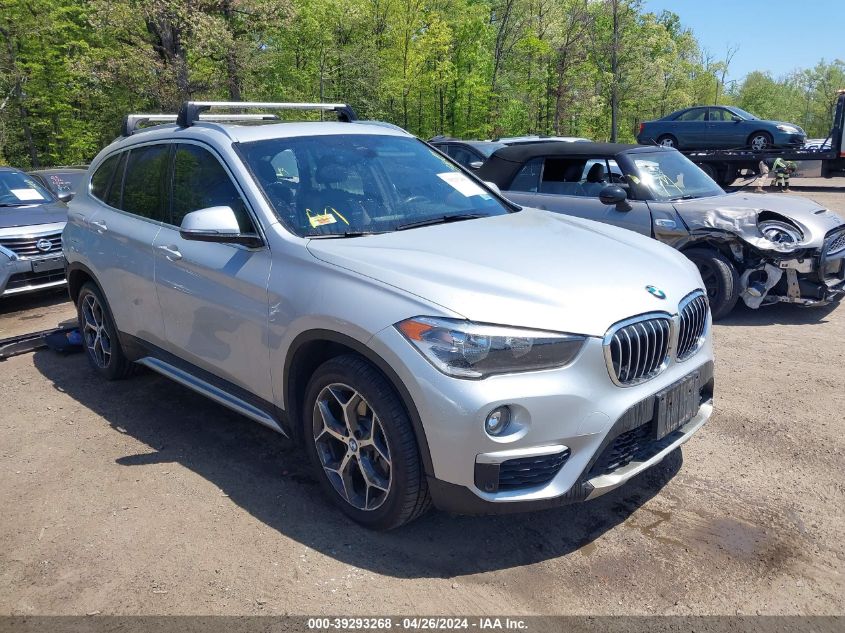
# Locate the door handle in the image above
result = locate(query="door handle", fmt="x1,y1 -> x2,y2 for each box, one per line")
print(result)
90,220 -> 107,234
156,244 -> 182,261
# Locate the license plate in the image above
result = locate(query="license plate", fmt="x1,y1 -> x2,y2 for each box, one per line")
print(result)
654,369 -> 702,439
31,256 -> 64,273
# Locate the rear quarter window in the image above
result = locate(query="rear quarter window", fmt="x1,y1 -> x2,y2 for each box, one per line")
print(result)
90,154 -> 119,201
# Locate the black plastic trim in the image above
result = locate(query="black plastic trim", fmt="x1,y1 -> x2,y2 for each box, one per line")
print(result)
283,329 -> 435,477
428,476 -> 593,515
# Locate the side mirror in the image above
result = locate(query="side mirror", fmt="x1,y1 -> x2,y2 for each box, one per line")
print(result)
731,116 -> 742,123
484,181 -> 501,195
599,185 -> 631,211
469,160 -> 484,170
57,190 -> 74,203
179,206 -> 262,247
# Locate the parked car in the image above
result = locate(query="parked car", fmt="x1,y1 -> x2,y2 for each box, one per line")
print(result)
477,142 -> 845,319
428,137 -> 506,170
0,167 -> 68,298
65,102 -> 714,529
29,167 -> 88,198
637,106 -> 807,151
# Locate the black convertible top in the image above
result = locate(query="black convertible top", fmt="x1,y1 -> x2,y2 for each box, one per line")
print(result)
476,141 -> 673,186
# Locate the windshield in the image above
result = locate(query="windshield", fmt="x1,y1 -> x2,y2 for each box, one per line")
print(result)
628,151 -> 724,201
239,134 -> 510,237
728,107 -> 758,121
0,170 -> 53,206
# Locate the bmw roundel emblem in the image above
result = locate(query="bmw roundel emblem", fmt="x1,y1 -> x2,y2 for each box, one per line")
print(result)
36,238 -> 53,252
646,285 -> 666,300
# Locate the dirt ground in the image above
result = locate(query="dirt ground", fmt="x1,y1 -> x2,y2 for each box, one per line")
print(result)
0,184 -> 843,616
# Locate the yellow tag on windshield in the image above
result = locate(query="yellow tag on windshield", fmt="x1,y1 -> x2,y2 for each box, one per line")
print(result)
309,213 -> 337,228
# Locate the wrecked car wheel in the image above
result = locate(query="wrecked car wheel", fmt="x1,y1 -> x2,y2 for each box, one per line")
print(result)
684,248 -> 740,320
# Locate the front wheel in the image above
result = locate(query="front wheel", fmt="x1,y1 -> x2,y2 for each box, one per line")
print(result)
303,354 -> 431,529
684,248 -> 741,320
748,131 -> 773,151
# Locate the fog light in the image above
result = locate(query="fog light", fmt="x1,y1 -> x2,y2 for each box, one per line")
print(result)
485,406 -> 512,436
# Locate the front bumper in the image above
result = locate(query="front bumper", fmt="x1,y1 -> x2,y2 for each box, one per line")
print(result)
774,132 -> 807,147
0,252 -> 67,297
368,324 -> 715,514
741,229 -> 845,308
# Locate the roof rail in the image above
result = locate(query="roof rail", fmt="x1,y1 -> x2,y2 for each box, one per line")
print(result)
176,101 -> 358,128
122,113 -> 279,137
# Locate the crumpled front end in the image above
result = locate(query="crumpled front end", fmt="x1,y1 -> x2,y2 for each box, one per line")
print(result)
736,226 -> 845,308
672,197 -> 845,309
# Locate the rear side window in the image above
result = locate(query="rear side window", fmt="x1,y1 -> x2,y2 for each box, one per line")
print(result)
122,144 -> 168,221
90,154 -> 119,201
172,144 -> 253,232
509,158 -> 543,192
105,152 -> 127,209
676,108 -> 706,122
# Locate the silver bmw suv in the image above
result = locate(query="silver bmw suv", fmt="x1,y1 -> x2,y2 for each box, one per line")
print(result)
64,101 -> 715,529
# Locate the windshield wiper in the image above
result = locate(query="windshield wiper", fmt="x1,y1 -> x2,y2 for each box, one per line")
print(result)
308,230 -> 386,239
670,195 -> 699,201
396,213 -> 486,231
0,202 -> 27,208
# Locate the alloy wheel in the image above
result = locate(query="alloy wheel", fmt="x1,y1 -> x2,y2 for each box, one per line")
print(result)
81,293 -> 112,369
312,383 -> 392,511
750,135 -> 770,151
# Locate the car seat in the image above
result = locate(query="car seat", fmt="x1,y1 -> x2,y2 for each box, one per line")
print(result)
298,158 -> 365,232
582,163 -> 607,197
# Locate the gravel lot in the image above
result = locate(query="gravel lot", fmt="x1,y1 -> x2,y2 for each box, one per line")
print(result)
1,185 -> 843,616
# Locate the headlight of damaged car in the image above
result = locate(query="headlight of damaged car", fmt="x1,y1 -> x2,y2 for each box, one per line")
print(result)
758,218 -> 803,245
396,317 -> 585,378
776,124 -> 800,133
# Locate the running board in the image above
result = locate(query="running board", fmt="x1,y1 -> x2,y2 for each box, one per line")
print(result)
136,357 -> 287,436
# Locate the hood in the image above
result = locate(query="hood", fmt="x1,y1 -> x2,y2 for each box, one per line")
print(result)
674,192 -> 843,250
306,209 -> 703,337
0,200 -> 67,230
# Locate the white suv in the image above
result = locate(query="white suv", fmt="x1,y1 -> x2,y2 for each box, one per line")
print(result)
64,102 -> 714,529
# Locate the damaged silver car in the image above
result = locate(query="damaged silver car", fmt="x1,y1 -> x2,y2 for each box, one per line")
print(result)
477,142 -> 845,319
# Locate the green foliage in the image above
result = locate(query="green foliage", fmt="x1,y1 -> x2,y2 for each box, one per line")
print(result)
1,0 -> 842,167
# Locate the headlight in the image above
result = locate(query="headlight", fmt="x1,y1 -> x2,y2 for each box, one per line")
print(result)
758,218 -> 803,244
776,124 -> 799,133
396,317 -> 586,378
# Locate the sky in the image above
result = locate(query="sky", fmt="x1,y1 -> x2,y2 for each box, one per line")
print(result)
641,0 -> 845,83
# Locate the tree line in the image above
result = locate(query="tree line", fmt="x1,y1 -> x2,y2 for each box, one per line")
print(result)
1,0 -> 843,168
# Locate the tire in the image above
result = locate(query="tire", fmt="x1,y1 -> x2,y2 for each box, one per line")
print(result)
748,131 -> 773,152
657,134 -> 677,148
76,281 -> 136,380
718,166 -> 737,188
684,248 -> 740,320
303,354 -> 431,530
